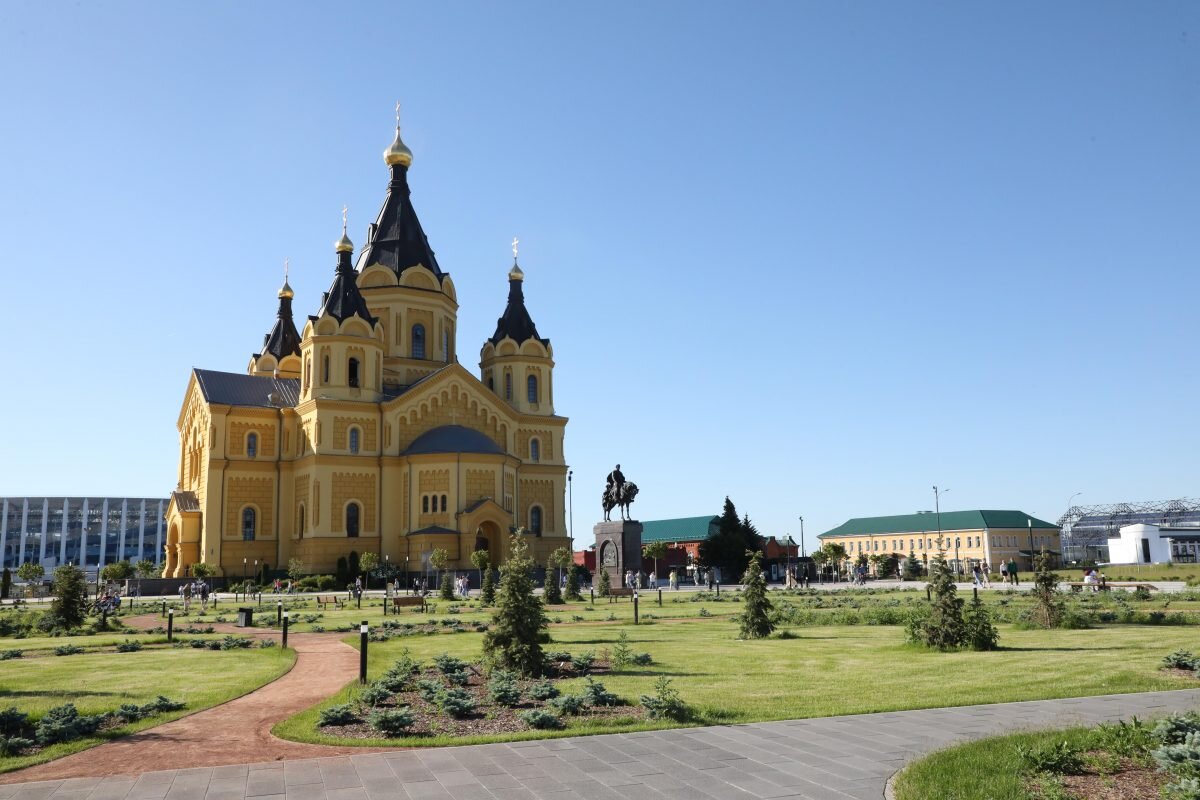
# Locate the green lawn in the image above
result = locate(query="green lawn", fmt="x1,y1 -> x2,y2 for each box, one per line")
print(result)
0,645 -> 295,773
273,619 -> 1200,748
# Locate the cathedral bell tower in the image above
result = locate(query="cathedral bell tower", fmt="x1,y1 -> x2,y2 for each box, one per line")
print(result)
479,243 -> 555,415
298,214 -> 386,403
247,261 -> 302,379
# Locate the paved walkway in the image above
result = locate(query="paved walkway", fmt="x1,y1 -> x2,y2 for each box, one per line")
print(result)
3,689 -> 1199,800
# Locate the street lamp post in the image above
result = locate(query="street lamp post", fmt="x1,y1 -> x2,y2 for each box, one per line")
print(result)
568,470 -> 574,544
1064,491 -> 1082,562
242,558 -> 247,601
1027,518 -> 1035,571
933,486 -> 949,572
799,516 -> 806,585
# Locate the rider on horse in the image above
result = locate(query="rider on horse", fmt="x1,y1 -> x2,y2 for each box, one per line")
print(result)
606,464 -> 625,504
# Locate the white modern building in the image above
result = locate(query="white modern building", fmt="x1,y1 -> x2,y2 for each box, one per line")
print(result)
1,497 -> 167,570
1107,523 -> 1200,565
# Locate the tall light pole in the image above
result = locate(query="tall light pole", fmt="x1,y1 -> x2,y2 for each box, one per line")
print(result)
1064,491 -> 1082,562
568,470 -> 574,544
799,516 -> 806,584
933,486 -> 949,572
1027,518 -> 1035,571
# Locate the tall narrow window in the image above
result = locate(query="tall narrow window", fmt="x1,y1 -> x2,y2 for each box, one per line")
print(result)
322,356 -> 329,384
441,494 -> 448,512
530,506 -> 542,535
487,376 -> 494,392
246,432 -> 258,458
530,438 -> 540,462
504,372 -> 512,400
297,504 -> 306,539
527,375 -> 538,404
242,507 -> 256,541
348,358 -> 360,388
443,329 -> 450,363
422,496 -> 429,514
346,503 -> 360,538
412,324 -> 426,359
349,427 -> 360,454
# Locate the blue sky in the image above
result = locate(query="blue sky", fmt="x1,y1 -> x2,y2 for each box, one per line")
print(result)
0,1 -> 1196,543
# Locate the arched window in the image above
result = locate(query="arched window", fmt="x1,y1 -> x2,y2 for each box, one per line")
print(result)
346,503 -> 360,537
303,359 -> 311,392
527,375 -> 538,404
530,505 -> 543,535
349,427 -> 360,454
242,507 -> 256,541
297,504 -> 306,539
487,375 -> 494,392
530,438 -> 540,462
441,494 -> 448,512
246,432 -> 258,458
422,496 -> 429,514
348,357 -> 360,388
322,355 -> 330,384
504,371 -> 512,400
412,324 -> 425,359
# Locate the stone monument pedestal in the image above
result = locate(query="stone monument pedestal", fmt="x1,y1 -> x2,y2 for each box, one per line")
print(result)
594,520 -> 643,588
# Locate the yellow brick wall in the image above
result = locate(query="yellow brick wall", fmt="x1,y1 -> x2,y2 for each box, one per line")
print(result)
395,391 -> 505,453
465,469 -> 495,505
224,476 -> 275,539
521,479 -> 556,531
516,429 -> 554,460
228,421 -> 276,458
294,474 -> 310,537
333,417 -> 379,451
330,472 -> 377,533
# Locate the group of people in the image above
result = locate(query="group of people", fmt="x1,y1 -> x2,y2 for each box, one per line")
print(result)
177,579 -> 211,612
1081,567 -> 1106,590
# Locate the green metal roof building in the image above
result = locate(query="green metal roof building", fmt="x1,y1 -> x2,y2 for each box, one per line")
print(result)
640,515 -> 719,544
820,510 -> 1059,539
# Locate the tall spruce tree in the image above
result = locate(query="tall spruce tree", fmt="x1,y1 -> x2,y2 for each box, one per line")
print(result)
698,498 -> 763,580
543,553 -> 563,605
50,563 -> 88,630
737,551 -> 775,639
963,596 -> 999,651
480,564 -> 496,605
1029,547 -> 1064,628
597,565 -> 611,597
903,551 -> 922,580
921,542 -> 965,650
564,564 -> 582,601
482,535 -> 549,676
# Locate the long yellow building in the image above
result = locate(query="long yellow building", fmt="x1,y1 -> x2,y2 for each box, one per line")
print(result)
163,119 -> 570,578
819,510 -> 1061,574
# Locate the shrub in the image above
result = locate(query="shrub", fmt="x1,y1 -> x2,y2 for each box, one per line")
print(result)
0,707 -> 30,737
1154,732 -> 1200,779
1090,718 -> 1155,758
0,650 -> 23,660
444,669 -> 471,687
482,535 -> 549,677
1165,651 -> 1200,671
35,704 -> 106,745
1134,585 -> 1153,601
258,639 -> 277,648
116,640 -> 143,653
962,598 -> 999,651
220,635 -> 252,650
54,644 -> 85,656
520,709 -> 562,729
549,693 -> 587,715
359,682 -> 393,707
318,704 -> 359,726
416,679 -> 444,704
630,652 -> 653,666
143,696 -> 184,713
1165,777 -> 1200,800
433,653 -> 469,674
571,651 -> 596,673
528,680 -> 560,701
369,708 -> 415,736
1156,713 -> 1200,746
640,676 -> 688,720
0,736 -> 33,757
582,678 -> 621,707
115,704 -> 146,722
437,688 -> 476,718
737,551 -> 774,639
49,564 -> 88,630
1017,740 -> 1084,775
487,671 -> 522,707
611,633 -> 633,670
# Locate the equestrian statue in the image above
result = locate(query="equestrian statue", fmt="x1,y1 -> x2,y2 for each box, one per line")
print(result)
602,463 -> 639,522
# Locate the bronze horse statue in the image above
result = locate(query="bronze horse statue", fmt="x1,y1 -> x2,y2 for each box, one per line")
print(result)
602,481 -> 638,522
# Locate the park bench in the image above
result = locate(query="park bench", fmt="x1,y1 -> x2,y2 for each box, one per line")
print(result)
392,595 -> 427,612
1064,581 -> 1157,593
316,595 -> 344,610
607,588 -> 635,602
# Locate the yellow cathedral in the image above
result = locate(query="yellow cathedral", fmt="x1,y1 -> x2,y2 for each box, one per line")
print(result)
163,118 -> 570,578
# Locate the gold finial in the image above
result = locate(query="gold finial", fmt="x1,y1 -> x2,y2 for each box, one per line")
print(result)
279,257 -> 294,298
508,237 -> 524,281
384,101 -> 414,167
335,206 -> 354,253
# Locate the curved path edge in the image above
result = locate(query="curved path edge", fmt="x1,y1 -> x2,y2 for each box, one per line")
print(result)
2,688 -> 1199,799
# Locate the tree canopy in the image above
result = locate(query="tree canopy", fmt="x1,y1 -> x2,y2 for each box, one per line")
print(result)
698,498 -> 763,579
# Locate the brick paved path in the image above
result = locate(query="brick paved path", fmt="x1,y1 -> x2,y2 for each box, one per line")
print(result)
3,689 -> 1199,800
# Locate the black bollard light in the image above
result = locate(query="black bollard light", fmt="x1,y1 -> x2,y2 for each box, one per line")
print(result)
633,591 -> 639,625
277,601 -> 283,626
716,582 -> 720,597
658,589 -> 662,607
926,585 -> 932,602
167,608 -> 174,642
282,611 -> 289,649
973,587 -> 979,602
359,620 -> 369,684
357,591 -> 362,610
590,589 -> 594,605
161,600 -> 167,618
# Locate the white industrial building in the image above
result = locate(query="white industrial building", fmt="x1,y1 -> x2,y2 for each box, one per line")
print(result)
1107,523 -> 1200,565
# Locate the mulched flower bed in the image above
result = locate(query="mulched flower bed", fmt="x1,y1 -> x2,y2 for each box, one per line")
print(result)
319,656 -> 644,740
1028,754 -> 1169,799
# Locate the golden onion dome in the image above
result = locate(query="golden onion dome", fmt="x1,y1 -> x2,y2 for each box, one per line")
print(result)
335,231 -> 354,253
278,278 -> 294,299
384,126 -> 413,167
508,263 -> 524,281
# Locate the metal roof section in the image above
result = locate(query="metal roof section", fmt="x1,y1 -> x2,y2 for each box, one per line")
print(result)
640,515 -> 720,543
355,163 -> 443,279
193,369 -> 300,408
403,425 -> 505,456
